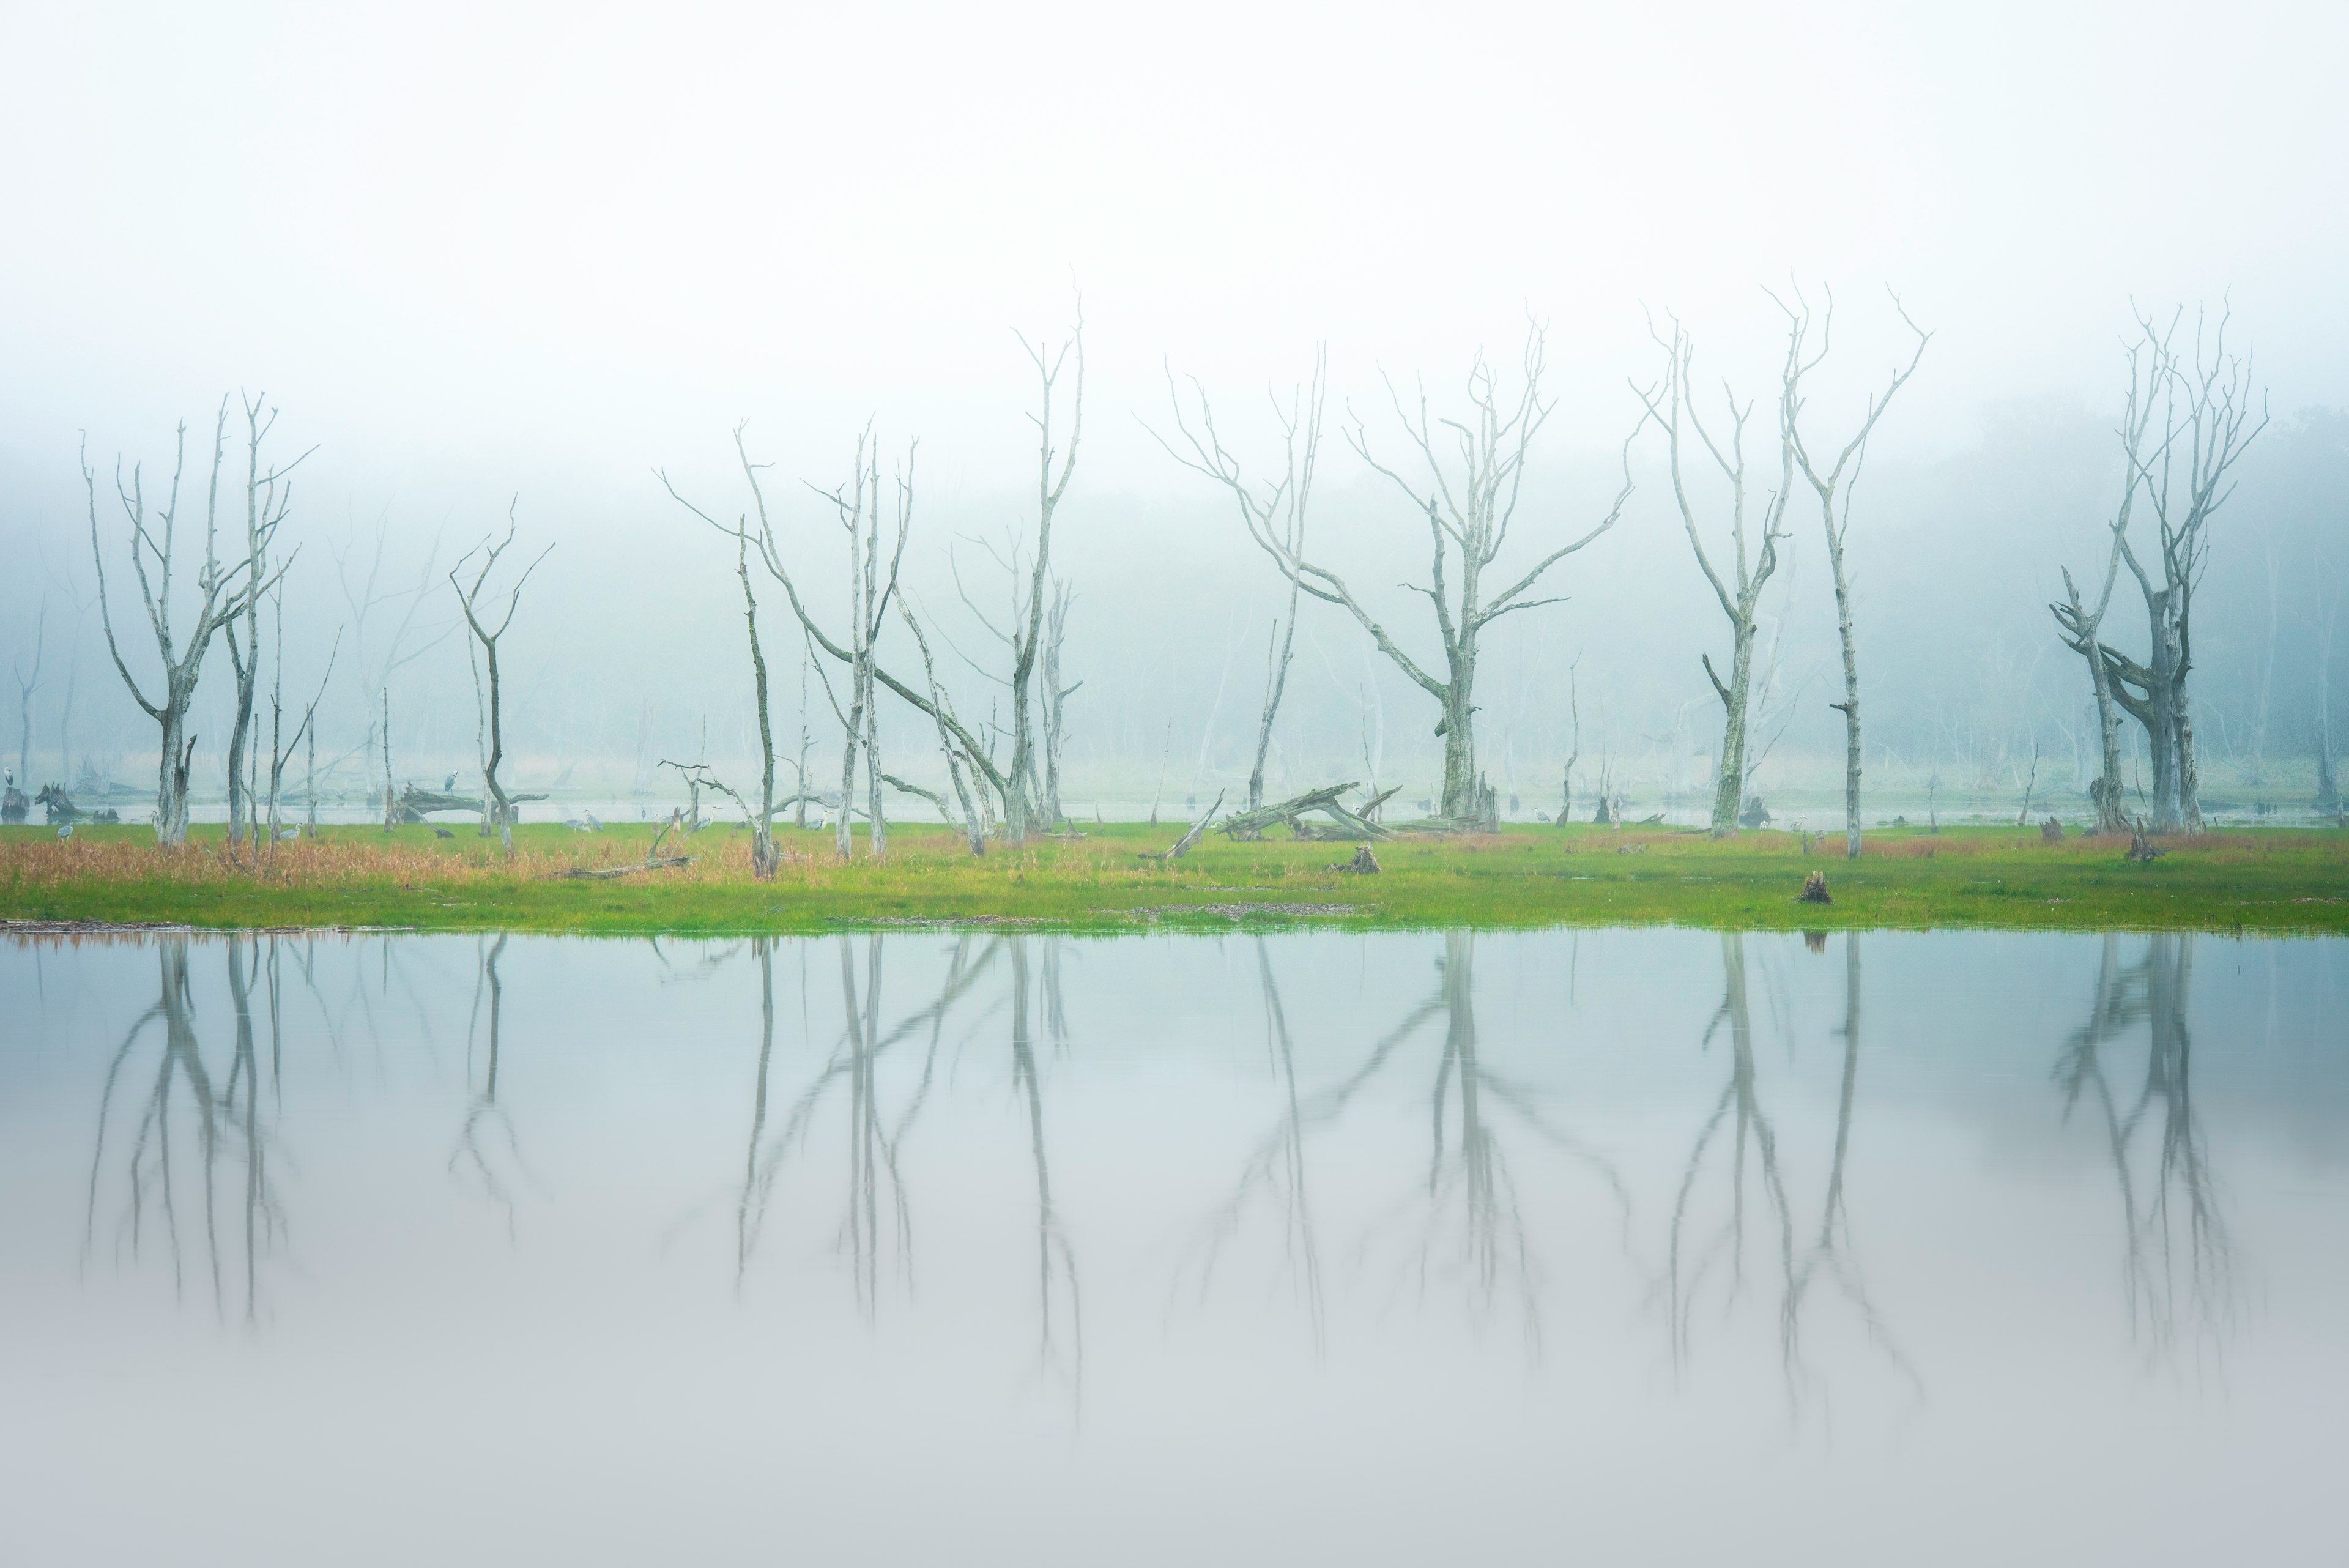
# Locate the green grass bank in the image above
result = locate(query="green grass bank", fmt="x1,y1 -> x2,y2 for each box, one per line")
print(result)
4,819 -> 2346,936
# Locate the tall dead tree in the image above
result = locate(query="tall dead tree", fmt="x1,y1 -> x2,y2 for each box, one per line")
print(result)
811,433 -> 911,863
1038,580 -> 1079,829
262,590 -> 336,857
86,404 -> 287,845
336,518 -> 450,815
659,433 -> 787,877
2051,330 -> 2165,836
2111,306 -> 2266,833
1636,314 -> 1798,836
1782,289 -> 1932,860
1156,347 -> 1327,811
219,393 -> 311,847
1194,326 -> 1628,819
1003,312 -> 1085,841
449,510 -> 552,855
2313,585 -> 2340,811
2060,307 -> 2266,834
12,598 -> 42,786
686,319 -> 1080,848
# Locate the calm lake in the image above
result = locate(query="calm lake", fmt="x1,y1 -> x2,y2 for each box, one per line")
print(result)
2,927 -> 2343,1567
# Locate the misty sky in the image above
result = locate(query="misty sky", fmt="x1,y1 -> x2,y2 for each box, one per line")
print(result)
3,0 -> 2345,801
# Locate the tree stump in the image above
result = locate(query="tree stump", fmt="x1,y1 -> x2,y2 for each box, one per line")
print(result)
1799,871 -> 1831,904
1333,845 -> 1381,874
2040,817 -> 2065,842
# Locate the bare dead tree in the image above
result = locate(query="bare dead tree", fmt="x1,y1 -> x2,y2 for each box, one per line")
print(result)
1001,310 -> 1086,842
675,420 -> 1023,849
12,598 -> 42,786
804,431 -> 913,862
1559,656 -> 1580,824
2056,308 -> 2266,834
1781,288 -> 1932,859
448,510 -> 552,855
895,590 -> 989,854
2112,305 -> 2267,833
1154,347 -> 1327,811
2052,329 -> 2167,835
1039,581 -> 1080,830
2312,584 -> 2341,811
335,516 -> 451,816
263,591 -> 337,866
658,437 -> 787,878
218,394 -> 313,847
1636,313 -> 1800,837
85,404 -> 290,845
1191,325 -> 1630,819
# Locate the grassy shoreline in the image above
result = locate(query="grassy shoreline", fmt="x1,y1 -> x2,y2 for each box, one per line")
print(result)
3,820 -> 2345,937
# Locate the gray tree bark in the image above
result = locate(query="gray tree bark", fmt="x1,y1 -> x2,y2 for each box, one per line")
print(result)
1783,288 -> 1931,859
12,600 -> 42,787
1636,316 -> 1795,836
86,404 -> 288,845
220,395 -> 307,847
449,510 -> 552,856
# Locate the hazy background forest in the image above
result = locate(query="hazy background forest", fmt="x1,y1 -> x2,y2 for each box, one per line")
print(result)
4,2 -> 2343,826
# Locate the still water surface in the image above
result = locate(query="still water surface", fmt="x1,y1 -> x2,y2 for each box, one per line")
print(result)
2,927 -> 2344,1567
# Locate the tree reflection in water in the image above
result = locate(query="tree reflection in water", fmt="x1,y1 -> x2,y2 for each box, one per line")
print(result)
81,932 -> 284,1323
2054,933 -> 2232,1359
1663,932 -> 1916,1415
449,933 -> 533,1235
732,933 -> 1081,1389
1187,931 -> 1627,1351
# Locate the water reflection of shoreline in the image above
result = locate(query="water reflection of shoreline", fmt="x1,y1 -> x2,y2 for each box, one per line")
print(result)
43,927 -> 2266,1388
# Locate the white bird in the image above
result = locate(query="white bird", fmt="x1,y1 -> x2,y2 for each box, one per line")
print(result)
278,827 -> 299,841
56,824 -> 72,839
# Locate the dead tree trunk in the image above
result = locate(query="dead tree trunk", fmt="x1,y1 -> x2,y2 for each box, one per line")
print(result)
1165,327 -> 1627,820
1156,347 -> 1325,812
1004,310 -> 1085,844
664,438 -> 784,877
2314,589 -> 2340,811
1783,288 -> 1931,860
1636,314 -> 1797,838
220,394 -> 308,847
2056,563 -> 2132,835
1041,581 -> 1079,830
449,509 -> 552,856
1559,658 -> 1579,824
2102,306 -> 2266,833
264,593 -> 335,863
12,600 -> 42,787
895,589 -> 987,855
85,404 -> 289,845
806,432 -> 911,863
674,418 -> 1013,845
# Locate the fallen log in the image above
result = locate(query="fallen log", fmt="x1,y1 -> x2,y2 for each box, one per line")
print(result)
1218,782 -> 1390,841
546,855 -> 695,880
1141,790 -> 1225,862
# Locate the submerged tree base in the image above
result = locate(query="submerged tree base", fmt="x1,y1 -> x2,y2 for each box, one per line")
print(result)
4,820 -> 2347,935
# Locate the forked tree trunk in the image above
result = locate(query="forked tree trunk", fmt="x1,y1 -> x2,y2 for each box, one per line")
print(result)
1709,634 -> 1756,836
